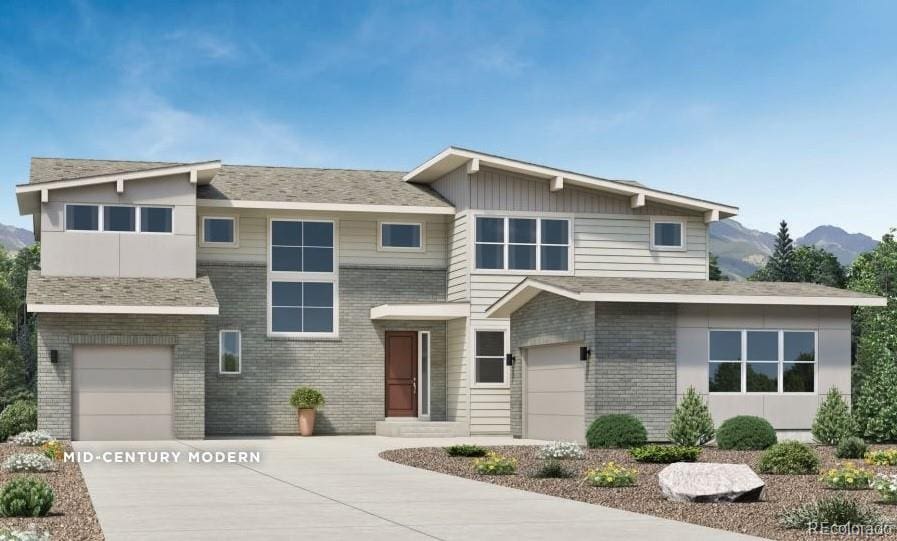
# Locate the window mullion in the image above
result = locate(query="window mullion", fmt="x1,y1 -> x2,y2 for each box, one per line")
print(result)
741,330 -> 747,394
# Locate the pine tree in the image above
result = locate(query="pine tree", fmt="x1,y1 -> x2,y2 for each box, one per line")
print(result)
750,220 -> 797,282
667,386 -> 715,446
811,386 -> 856,445
709,253 -> 727,281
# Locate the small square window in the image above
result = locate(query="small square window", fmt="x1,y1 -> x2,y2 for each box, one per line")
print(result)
66,205 -> 99,231
203,218 -> 235,244
103,206 -> 136,232
140,207 -> 173,233
651,220 -> 685,250
219,330 -> 241,374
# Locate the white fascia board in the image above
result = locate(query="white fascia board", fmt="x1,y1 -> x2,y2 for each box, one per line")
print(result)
27,304 -> 219,315
486,279 -> 887,318
404,148 -> 739,218
370,303 -> 470,320
16,161 -> 221,196
198,198 -> 456,215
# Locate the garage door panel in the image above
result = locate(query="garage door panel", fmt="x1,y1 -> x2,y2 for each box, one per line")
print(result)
75,415 -> 175,441
527,392 -> 586,415
74,345 -> 173,369
74,369 -> 172,393
526,368 -> 584,393
75,392 -> 172,416
527,414 -> 584,443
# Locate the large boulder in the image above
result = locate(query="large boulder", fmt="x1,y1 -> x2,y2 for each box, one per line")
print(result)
658,463 -> 764,503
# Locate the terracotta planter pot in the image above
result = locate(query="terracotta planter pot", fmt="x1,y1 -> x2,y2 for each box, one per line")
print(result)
298,409 -> 316,436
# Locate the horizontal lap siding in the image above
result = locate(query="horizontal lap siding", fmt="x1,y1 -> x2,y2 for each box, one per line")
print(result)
470,388 -> 511,434
445,318 -> 468,423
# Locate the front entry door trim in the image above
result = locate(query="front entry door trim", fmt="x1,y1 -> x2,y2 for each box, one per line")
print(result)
385,331 -> 418,417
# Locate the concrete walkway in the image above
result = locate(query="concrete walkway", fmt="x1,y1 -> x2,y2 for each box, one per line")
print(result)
75,436 -> 762,540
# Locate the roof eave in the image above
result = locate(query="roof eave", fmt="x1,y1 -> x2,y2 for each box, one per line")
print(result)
26,303 -> 219,315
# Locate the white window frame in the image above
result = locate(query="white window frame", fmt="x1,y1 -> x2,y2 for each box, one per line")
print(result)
472,328 -> 510,389
378,221 -> 425,252
708,329 -> 817,395
418,330 -> 431,419
471,212 -> 574,275
266,217 -> 339,338
650,217 -> 687,251
102,204 -> 138,233
64,203 -> 102,232
138,205 -> 175,235
219,330 -> 242,374
201,216 -> 239,247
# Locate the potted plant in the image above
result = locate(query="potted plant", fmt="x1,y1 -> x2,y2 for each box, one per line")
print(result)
290,387 -> 325,436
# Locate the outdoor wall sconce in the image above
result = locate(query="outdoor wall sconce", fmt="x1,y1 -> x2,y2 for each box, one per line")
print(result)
505,353 -> 515,366
579,346 -> 591,361
50,350 -> 58,364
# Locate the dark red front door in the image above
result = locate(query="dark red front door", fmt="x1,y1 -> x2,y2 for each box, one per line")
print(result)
385,331 -> 417,417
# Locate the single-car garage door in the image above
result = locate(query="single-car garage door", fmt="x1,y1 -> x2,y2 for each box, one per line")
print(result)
524,343 -> 585,443
73,345 -> 174,441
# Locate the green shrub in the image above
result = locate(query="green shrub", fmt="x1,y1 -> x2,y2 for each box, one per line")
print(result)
0,477 -> 54,517
716,415 -> 777,450
41,441 -> 64,461
812,387 -> 856,445
629,444 -> 701,463
0,401 -> 36,441
584,462 -> 637,487
865,449 -> 897,466
473,451 -> 516,475
852,336 -> 897,442
820,462 -> 874,490
871,474 -> 897,504
779,495 -> 885,529
530,460 -> 574,479
836,437 -> 868,459
445,444 -> 487,457
757,441 -> 820,475
667,387 -> 715,446
289,387 -> 325,410
586,414 -> 647,449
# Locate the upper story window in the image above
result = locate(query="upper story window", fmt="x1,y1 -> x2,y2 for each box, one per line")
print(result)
202,217 -> 237,246
709,330 -> 816,394
268,219 -> 337,337
474,216 -> 570,272
65,205 -> 99,231
65,204 -> 172,234
379,222 -> 423,251
650,218 -> 686,251
141,207 -> 173,233
104,206 -> 136,232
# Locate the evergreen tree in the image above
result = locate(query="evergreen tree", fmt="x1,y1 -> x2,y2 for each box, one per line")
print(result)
751,220 -> 797,282
852,335 -> 897,442
667,386 -> 715,446
793,246 -> 846,288
811,386 -> 856,445
708,253 -> 727,281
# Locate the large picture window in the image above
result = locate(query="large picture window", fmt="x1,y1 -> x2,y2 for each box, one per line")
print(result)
268,219 -> 337,337
709,330 -> 816,394
474,216 -> 570,272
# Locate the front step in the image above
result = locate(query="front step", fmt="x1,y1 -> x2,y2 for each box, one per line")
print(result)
375,420 -> 468,438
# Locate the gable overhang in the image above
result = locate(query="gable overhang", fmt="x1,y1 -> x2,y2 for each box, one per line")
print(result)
405,147 -> 738,222
16,161 -> 222,217
486,278 -> 888,319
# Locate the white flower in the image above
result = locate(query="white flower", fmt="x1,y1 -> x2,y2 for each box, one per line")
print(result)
0,528 -> 50,541
536,441 -> 585,460
9,431 -> 53,446
1,453 -> 56,473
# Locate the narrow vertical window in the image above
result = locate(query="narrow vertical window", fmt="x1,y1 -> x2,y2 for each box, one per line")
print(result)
219,330 -> 241,374
475,330 -> 506,385
419,331 -> 430,417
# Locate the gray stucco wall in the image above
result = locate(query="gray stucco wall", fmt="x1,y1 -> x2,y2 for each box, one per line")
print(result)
200,264 -> 448,435
677,304 -> 852,430
36,313 -> 206,439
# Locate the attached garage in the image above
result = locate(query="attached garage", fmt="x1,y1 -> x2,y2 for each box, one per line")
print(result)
524,343 -> 585,443
72,345 -> 175,441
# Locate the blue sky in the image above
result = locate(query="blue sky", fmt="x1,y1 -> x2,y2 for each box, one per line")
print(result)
1,1 -> 895,237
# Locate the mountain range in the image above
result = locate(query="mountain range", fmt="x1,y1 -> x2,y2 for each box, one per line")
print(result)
710,220 -> 879,280
0,223 -> 34,252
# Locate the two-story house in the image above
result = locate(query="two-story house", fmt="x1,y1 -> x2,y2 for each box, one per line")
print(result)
16,147 -> 884,441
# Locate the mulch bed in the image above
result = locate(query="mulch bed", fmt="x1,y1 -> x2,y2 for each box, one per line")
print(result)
380,444 -> 897,540
0,441 -> 103,540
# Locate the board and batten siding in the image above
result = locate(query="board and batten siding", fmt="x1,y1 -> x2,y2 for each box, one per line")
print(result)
196,207 -> 448,268
446,213 -> 469,302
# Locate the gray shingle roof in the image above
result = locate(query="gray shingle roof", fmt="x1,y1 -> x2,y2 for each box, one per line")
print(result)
26,271 -> 219,311
28,158 -> 453,209
529,276 -> 883,300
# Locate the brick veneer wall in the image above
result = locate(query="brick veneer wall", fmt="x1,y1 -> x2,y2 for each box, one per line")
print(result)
199,264 -> 448,435
36,313 -> 206,439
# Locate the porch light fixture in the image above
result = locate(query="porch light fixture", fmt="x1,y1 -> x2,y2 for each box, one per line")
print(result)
579,346 -> 591,361
505,353 -> 515,366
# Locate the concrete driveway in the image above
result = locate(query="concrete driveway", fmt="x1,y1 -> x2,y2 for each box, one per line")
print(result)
75,437 -> 761,540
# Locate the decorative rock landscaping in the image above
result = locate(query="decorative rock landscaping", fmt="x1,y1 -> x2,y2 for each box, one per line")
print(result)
658,463 -> 764,503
